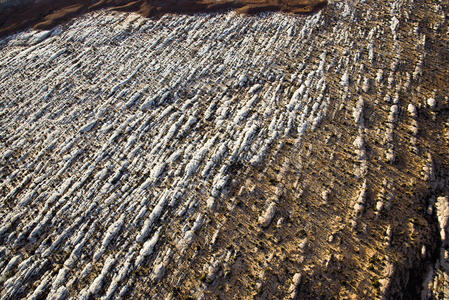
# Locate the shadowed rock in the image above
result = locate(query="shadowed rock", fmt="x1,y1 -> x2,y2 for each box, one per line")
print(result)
0,0 -> 327,38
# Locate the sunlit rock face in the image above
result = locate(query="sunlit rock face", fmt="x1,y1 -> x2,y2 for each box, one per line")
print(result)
0,0 -> 449,299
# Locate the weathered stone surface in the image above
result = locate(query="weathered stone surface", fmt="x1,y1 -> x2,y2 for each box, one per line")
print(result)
0,0 -> 448,299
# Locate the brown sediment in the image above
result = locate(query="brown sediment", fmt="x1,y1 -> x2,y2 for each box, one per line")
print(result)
0,0 -> 326,38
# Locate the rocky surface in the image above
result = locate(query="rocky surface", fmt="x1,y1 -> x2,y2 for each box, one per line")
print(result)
0,0 -> 326,38
0,0 -> 448,299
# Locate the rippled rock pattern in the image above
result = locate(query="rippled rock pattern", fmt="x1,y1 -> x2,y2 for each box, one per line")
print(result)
0,0 -> 449,299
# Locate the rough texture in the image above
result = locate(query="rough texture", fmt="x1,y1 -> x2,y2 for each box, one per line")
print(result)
0,0 -> 327,38
0,0 -> 449,299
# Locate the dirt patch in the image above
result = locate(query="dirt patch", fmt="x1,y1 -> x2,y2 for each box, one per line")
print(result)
0,0 -> 327,38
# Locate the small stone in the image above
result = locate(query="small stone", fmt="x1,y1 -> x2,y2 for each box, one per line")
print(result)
206,197 -> 216,212
427,98 -> 436,109
376,201 -> 384,212
407,103 -> 417,117
299,238 -> 308,251
259,203 -> 276,228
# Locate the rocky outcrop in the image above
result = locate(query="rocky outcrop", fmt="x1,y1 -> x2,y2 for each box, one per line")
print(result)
0,0 -> 448,299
